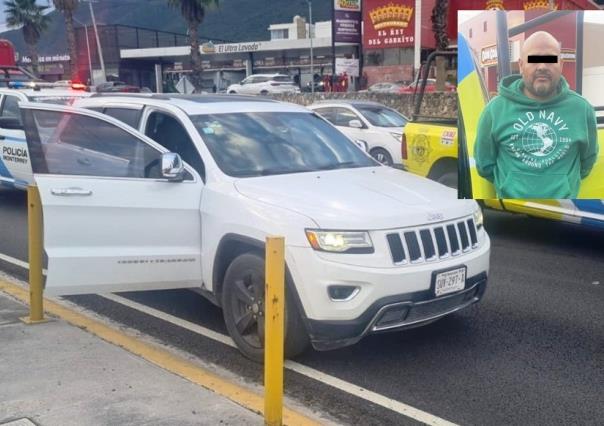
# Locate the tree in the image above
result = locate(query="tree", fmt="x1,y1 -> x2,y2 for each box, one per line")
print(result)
167,0 -> 219,92
53,0 -> 79,82
4,0 -> 50,76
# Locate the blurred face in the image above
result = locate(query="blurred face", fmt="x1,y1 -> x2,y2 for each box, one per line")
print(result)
518,33 -> 562,101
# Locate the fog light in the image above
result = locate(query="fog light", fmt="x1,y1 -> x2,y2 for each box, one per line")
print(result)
328,285 -> 360,301
376,306 -> 409,327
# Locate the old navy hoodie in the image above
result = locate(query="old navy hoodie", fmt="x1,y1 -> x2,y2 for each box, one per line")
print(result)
474,74 -> 598,198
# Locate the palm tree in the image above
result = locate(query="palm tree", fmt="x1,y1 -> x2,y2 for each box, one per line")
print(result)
4,0 -> 51,76
167,0 -> 219,92
53,0 -> 79,82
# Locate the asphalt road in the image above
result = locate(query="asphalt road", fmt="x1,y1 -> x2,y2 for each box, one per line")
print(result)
0,187 -> 602,425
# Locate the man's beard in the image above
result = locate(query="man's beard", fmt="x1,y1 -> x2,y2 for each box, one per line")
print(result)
527,73 -> 557,98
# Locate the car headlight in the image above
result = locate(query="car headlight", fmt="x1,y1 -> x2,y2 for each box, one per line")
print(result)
473,207 -> 484,230
390,132 -> 402,141
305,229 -> 374,253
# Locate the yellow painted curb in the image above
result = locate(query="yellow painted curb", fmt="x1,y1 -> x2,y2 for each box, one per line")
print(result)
0,279 -> 321,426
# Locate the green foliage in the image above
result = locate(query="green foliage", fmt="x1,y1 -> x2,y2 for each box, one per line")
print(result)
4,0 -> 50,45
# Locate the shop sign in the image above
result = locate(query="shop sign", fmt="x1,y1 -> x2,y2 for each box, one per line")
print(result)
363,0 -> 415,49
481,45 -> 498,66
335,58 -> 360,76
334,0 -> 362,43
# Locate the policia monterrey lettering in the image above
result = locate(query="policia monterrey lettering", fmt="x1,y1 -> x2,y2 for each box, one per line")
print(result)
2,146 -> 29,165
474,32 -> 598,199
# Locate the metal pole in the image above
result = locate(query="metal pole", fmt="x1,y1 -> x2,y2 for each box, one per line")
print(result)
264,236 -> 285,426
308,0 -> 314,96
88,0 -> 107,82
74,17 -> 93,85
414,0 -> 421,80
21,185 -> 46,324
576,11 -> 584,95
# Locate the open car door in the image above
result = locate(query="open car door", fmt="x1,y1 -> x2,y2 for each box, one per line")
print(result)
21,102 -> 204,295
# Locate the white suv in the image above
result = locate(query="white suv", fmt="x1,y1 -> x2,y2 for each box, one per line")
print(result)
20,94 -> 490,360
309,101 -> 407,167
227,74 -> 300,95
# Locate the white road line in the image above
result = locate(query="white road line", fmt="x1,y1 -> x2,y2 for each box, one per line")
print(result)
0,252 -> 30,270
0,253 -> 458,426
101,293 -> 458,426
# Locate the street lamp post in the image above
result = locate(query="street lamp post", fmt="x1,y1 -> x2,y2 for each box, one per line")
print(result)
73,16 -> 93,85
80,0 -> 106,83
306,0 -> 314,96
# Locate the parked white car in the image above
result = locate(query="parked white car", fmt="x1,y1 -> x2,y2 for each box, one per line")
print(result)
227,74 -> 300,95
308,101 -> 408,167
0,84 -> 92,190
18,94 -> 490,360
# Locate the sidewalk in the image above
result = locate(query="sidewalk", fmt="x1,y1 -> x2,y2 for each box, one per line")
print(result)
0,290 -> 266,426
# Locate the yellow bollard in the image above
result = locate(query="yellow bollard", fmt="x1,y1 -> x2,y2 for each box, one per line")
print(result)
20,185 -> 47,324
264,236 -> 285,426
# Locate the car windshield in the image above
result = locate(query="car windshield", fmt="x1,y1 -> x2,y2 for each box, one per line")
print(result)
191,111 -> 377,177
356,105 -> 407,127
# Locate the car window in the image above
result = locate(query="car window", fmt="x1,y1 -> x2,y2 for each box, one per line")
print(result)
1,95 -> 21,119
272,76 -> 293,83
190,111 -> 377,178
144,111 -> 203,180
23,110 -> 164,179
312,107 -> 335,124
254,76 -> 270,83
355,105 -> 407,128
333,108 -> 361,127
241,77 -> 252,85
103,107 -> 141,128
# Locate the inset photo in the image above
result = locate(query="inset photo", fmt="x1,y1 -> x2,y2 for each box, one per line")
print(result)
458,9 -> 604,199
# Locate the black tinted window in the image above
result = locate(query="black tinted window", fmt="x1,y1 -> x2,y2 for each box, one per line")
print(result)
25,110 -> 162,178
103,107 -> 141,128
1,95 -> 20,119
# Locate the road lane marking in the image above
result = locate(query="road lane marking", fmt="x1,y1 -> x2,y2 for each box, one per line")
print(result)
0,254 -> 459,426
102,293 -> 459,426
0,279 -> 320,426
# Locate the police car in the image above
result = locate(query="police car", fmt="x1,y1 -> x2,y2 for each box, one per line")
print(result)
0,82 -> 92,190
18,94 -> 490,360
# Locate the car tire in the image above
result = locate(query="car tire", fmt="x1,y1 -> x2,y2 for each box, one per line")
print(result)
369,147 -> 394,167
228,90 -> 237,94
259,90 -> 269,95
222,252 -> 309,362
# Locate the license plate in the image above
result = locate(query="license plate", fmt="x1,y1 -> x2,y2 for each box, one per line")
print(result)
434,267 -> 466,297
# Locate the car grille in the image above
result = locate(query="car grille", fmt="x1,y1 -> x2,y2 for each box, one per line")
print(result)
385,217 -> 479,265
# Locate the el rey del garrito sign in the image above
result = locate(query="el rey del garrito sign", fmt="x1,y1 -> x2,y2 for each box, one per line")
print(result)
363,0 -> 416,49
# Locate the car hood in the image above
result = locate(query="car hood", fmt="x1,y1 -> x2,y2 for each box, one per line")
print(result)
234,167 -> 477,229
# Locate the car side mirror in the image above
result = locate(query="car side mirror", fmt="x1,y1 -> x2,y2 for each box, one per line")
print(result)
161,152 -> 185,181
0,117 -> 24,130
348,119 -> 363,129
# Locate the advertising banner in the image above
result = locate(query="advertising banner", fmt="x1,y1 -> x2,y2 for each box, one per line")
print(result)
334,0 -> 362,43
363,0 -> 416,49
335,58 -> 360,76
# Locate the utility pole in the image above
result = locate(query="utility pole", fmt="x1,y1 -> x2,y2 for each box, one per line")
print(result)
73,16 -> 93,85
307,0 -> 314,95
85,0 -> 106,82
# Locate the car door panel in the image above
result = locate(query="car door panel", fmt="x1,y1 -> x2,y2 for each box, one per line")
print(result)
21,102 -> 203,296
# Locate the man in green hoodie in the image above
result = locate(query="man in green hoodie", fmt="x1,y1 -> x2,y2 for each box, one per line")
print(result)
474,31 -> 599,199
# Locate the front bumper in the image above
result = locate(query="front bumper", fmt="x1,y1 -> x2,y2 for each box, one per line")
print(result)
308,272 -> 487,351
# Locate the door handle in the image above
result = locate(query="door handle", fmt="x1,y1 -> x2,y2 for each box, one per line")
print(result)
50,187 -> 93,196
